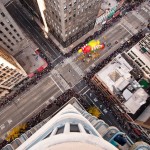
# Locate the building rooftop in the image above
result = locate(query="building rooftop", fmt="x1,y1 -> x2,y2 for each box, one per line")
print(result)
139,33 -> 150,53
96,54 -> 133,92
96,54 -> 149,114
125,33 -> 150,79
15,41 -> 46,76
130,44 -> 150,69
123,88 -> 148,114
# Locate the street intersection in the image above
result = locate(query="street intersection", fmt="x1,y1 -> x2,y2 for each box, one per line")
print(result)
0,1 -> 149,139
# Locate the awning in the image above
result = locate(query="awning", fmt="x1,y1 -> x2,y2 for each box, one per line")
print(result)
113,10 -> 120,18
37,59 -> 48,72
107,6 -> 117,19
139,79 -> 150,89
141,47 -> 147,53
28,73 -> 35,78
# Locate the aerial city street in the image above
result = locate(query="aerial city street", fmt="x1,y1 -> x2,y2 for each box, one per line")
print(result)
0,0 -> 150,149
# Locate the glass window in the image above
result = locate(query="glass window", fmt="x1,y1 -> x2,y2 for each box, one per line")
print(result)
85,128 -> 90,134
0,22 -> 4,26
56,126 -> 64,134
70,124 -> 80,132
10,24 -> 13,28
5,27 -> 9,31
1,12 -> 5,17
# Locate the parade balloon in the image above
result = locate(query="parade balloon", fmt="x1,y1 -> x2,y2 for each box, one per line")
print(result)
78,49 -> 83,53
83,45 -> 91,53
100,43 -> 105,49
88,40 -> 100,48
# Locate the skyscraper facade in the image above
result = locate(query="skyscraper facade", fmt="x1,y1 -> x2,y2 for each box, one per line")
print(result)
0,1 -> 26,56
0,47 -> 27,98
44,0 -> 101,47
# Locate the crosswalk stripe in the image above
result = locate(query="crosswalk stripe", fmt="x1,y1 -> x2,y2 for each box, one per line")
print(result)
132,11 -> 148,23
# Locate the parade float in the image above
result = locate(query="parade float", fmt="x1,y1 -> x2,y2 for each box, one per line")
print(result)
77,40 -> 105,63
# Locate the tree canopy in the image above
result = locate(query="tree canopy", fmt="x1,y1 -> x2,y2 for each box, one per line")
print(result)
88,106 -> 101,118
5,124 -> 27,142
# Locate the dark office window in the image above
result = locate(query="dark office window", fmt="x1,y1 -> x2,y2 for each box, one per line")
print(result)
10,24 -> 13,28
11,43 -> 14,45
12,36 -> 15,39
17,34 -> 20,37
0,22 -> 4,26
73,14 -> 76,17
85,128 -> 90,134
0,30 -> 2,33
7,45 -> 10,48
9,32 -> 12,35
10,48 -> 13,51
1,12 -> 5,17
0,38 -> 2,41
56,126 -> 64,134
5,27 -> 8,31
14,29 -> 17,32
69,17 -> 71,20
65,19 -> 67,23
70,124 -> 80,132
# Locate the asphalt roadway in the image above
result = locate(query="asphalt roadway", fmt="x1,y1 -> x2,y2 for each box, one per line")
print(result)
0,1 -> 149,139
0,76 -> 63,138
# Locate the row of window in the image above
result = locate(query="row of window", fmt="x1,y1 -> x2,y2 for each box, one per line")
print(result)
1,74 -> 23,87
55,124 -> 90,135
142,67 -> 150,74
0,21 -> 22,38
0,67 -> 17,77
128,52 -> 149,67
